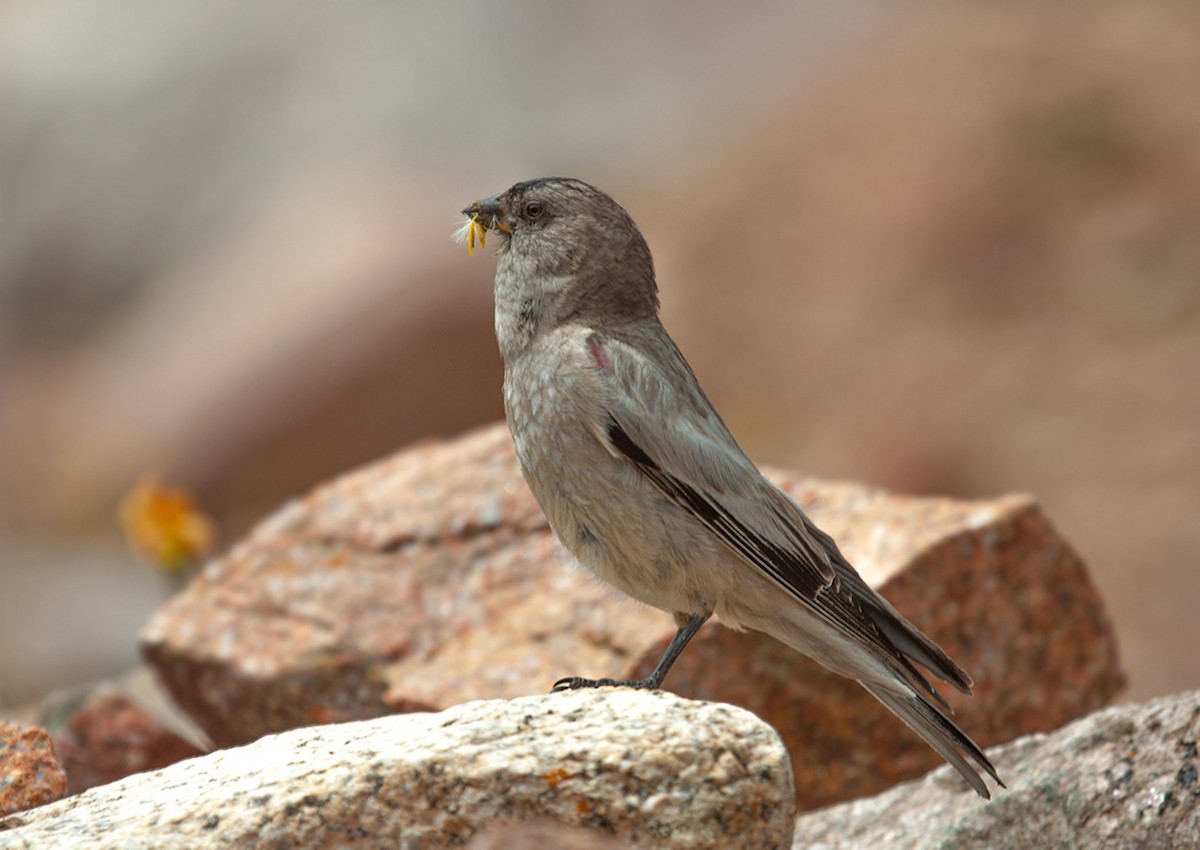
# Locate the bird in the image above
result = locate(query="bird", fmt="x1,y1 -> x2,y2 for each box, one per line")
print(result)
460,177 -> 1003,798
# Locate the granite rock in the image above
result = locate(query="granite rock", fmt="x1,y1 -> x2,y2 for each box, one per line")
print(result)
140,422 -> 1124,807
0,690 -> 796,850
0,722 -> 67,816
50,688 -> 205,796
465,820 -> 629,850
791,687 -> 1200,849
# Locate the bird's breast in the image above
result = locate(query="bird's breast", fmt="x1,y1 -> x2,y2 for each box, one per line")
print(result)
501,346 -> 722,613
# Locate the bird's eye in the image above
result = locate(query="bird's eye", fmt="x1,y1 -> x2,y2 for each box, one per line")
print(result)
524,201 -> 545,219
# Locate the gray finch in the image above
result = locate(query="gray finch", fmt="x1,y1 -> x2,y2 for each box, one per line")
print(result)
462,177 -> 1003,798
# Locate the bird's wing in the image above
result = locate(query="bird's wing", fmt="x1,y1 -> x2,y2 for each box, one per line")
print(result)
585,330 -> 838,600
583,330 -> 971,698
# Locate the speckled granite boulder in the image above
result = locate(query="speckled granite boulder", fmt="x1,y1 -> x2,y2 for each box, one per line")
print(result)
139,422 -> 1124,808
791,687 -> 1200,849
0,691 -> 796,850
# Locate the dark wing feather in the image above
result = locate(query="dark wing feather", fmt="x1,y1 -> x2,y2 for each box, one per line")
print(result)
606,421 -> 832,599
592,332 -> 971,699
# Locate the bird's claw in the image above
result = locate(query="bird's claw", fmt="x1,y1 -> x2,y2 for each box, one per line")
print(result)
550,676 -> 614,692
550,675 -> 656,693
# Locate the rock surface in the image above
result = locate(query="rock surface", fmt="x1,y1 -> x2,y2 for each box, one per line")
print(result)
140,422 -> 1123,808
0,722 -> 67,816
4,671 -> 208,797
792,687 -> 1200,850
50,688 -> 205,796
465,821 -> 629,850
0,690 -> 796,850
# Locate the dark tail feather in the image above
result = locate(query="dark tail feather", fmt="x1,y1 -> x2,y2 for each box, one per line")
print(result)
870,610 -> 973,695
861,682 -> 1004,799
810,524 -> 974,695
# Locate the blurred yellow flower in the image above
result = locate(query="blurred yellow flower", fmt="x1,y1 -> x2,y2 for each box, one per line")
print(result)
119,474 -> 215,574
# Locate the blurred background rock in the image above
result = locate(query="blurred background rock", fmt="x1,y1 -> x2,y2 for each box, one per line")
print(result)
1,1 -> 1196,708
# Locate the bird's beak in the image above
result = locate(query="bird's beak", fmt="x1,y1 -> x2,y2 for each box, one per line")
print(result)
462,193 -> 514,234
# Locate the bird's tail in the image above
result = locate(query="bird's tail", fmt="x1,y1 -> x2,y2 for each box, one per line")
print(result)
860,680 -> 1004,799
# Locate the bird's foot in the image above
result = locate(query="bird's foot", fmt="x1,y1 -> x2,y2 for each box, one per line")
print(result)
550,675 -> 660,693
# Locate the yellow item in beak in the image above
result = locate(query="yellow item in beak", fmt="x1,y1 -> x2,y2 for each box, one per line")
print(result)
454,214 -> 488,256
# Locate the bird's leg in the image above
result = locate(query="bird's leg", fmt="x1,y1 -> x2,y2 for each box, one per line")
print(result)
550,611 -> 711,692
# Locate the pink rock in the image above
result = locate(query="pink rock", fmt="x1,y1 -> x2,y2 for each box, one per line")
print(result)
52,690 -> 204,795
0,722 -> 67,816
140,422 -> 1124,807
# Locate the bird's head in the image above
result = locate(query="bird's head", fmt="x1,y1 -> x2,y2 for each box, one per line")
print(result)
461,178 -> 659,331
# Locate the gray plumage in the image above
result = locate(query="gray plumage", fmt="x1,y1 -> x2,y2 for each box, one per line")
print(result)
463,177 -> 1002,798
